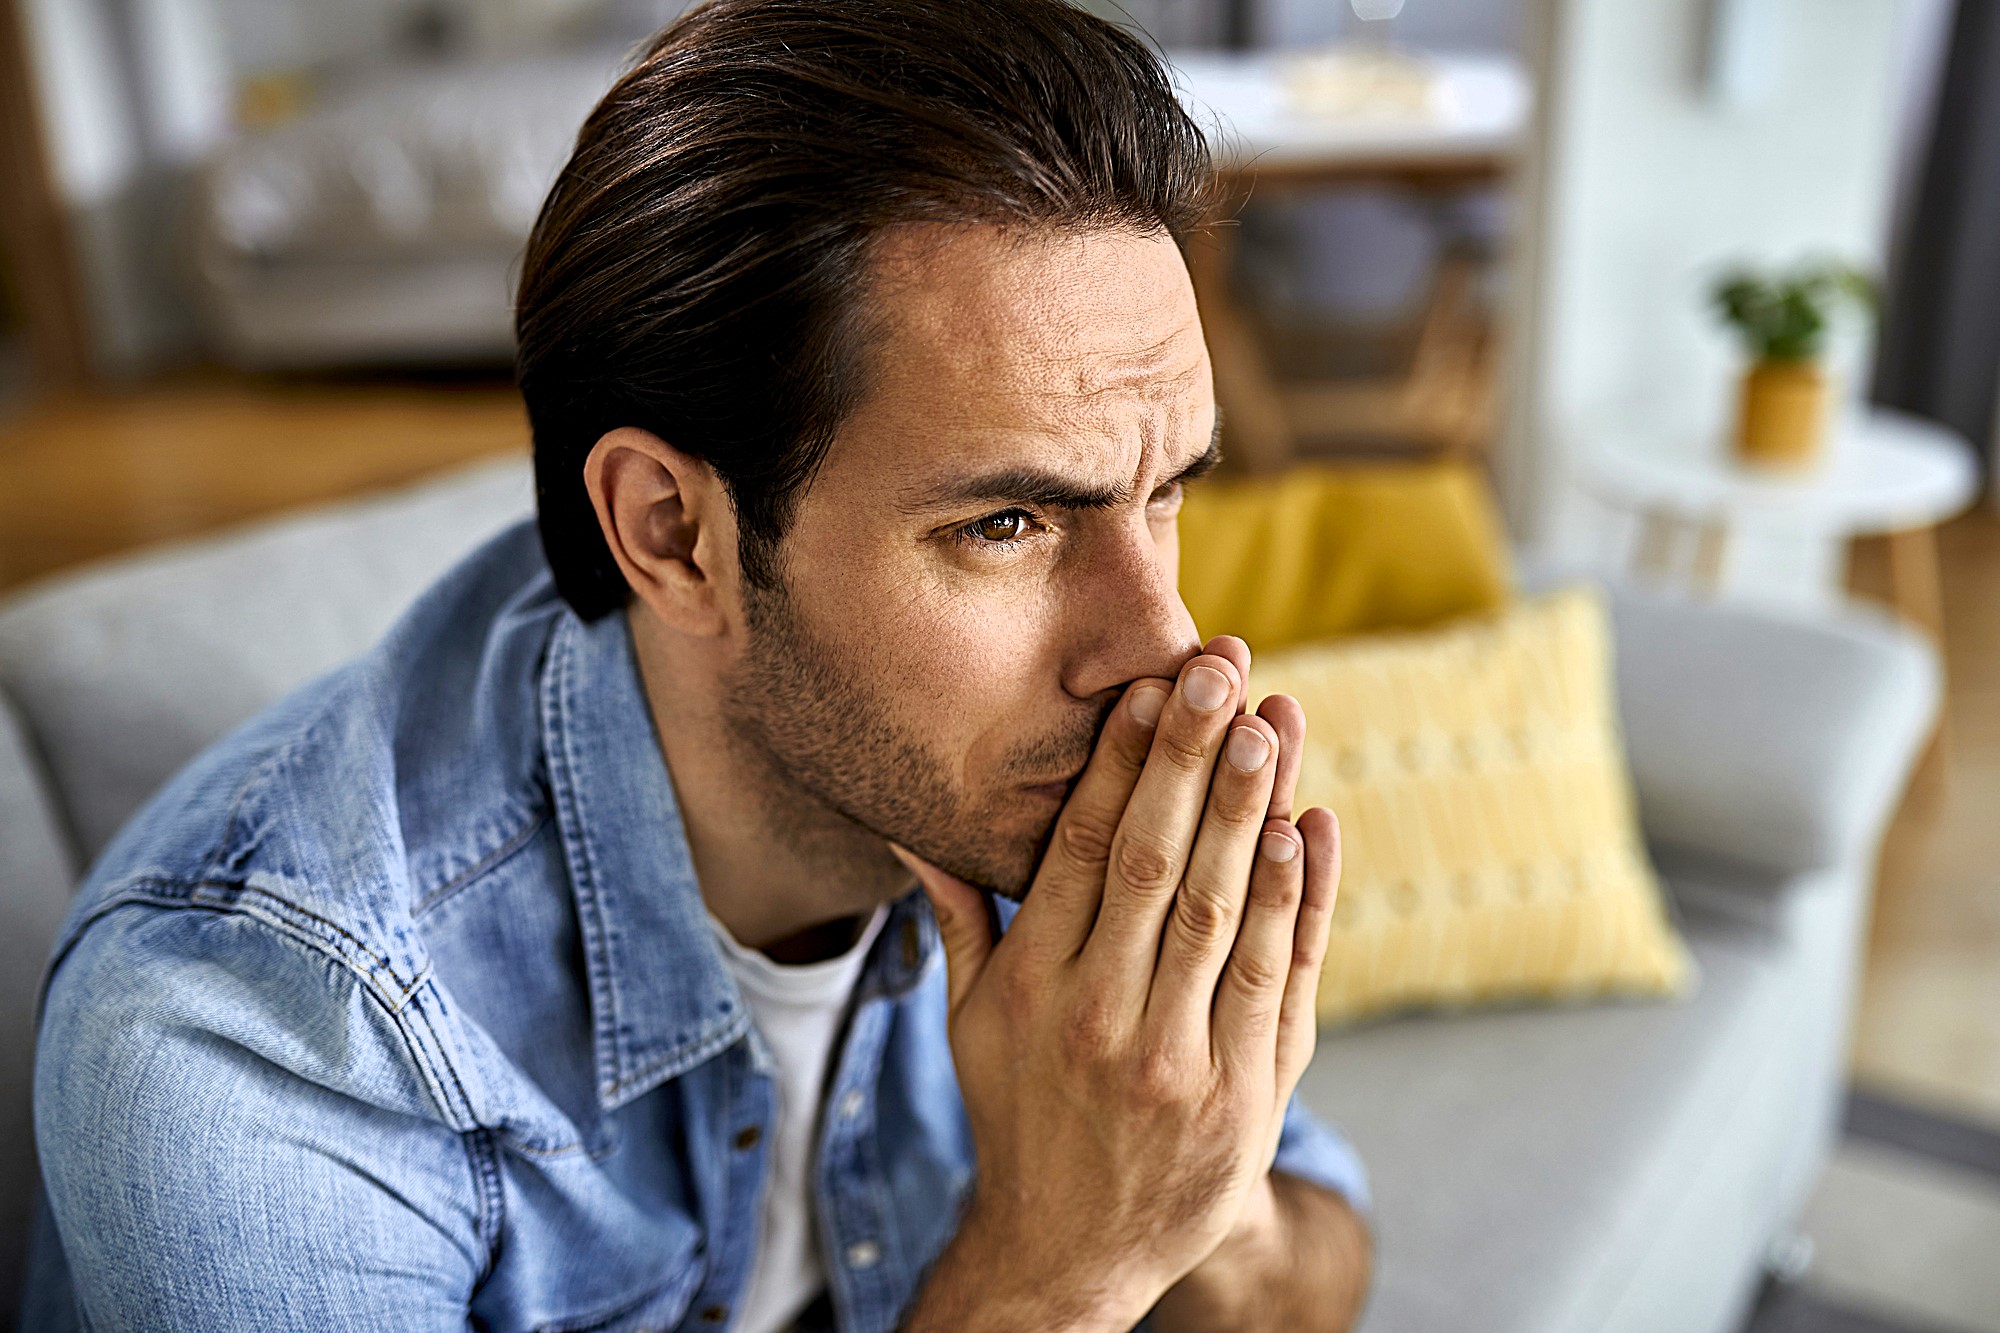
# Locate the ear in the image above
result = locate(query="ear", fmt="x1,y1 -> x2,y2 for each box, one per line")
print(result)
582,427 -> 739,637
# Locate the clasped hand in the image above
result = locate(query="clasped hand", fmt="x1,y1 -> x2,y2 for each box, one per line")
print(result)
897,635 -> 1340,1331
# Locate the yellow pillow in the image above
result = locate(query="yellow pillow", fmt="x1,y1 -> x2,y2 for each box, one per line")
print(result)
1178,462 -> 1512,653
1248,588 -> 1694,1027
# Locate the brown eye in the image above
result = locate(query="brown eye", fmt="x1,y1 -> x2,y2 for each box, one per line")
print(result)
970,511 -> 1030,542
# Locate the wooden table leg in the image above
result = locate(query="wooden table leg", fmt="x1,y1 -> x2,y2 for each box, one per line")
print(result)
1690,520 -> 1732,595
1883,526 -> 1946,641
1633,511 -> 1683,582
1186,205 -> 1293,474
1874,526 -> 1951,796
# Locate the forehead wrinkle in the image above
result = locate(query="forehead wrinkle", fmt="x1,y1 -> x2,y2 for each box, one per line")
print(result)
1022,359 -> 1208,487
1070,336 -> 1205,402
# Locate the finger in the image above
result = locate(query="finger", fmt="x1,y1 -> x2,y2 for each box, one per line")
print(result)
1202,635 -> 1251,713
1210,817 -> 1305,1076
1008,677 -> 1173,958
1147,715 -> 1281,1035
1255,693 -> 1305,821
891,845 -> 993,1015
1274,807 -> 1340,1097
1083,653 -> 1244,976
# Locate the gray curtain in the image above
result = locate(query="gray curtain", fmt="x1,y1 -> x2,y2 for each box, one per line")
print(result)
1873,0 -> 2000,482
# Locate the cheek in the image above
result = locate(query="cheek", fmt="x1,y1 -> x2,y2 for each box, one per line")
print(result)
822,566 -> 1072,775
913,591 -> 1064,735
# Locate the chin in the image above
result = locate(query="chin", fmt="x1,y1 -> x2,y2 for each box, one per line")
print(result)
900,793 -> 1055,903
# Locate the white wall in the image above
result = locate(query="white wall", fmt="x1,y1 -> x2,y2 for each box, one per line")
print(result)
21,0 -> 230,200
1265,0 -> 1527,52
1500,0 -> 1910,592
20,0 -> 138,207
130,0 -> 232,166
19,0 -> 234,374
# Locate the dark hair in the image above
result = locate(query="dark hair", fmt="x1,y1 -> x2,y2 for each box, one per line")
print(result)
515,0 -> 1216,620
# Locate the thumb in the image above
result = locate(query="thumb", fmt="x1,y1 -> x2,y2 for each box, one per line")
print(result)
890,844 -> 993,1011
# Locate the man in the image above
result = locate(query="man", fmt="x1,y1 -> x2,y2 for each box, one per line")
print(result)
27,1 -> 1372,1328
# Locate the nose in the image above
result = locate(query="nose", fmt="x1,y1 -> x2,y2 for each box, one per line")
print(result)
1061,521 -> 1202,701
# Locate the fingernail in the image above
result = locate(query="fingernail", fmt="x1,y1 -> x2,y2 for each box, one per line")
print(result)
1226,726 -> 1270,772
1260,831 -> 1298,862
1184,664 -> 1231,712
1128,684 -> 1167,728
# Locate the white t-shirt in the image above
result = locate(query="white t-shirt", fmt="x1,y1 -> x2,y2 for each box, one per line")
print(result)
706,906 -> 888,1333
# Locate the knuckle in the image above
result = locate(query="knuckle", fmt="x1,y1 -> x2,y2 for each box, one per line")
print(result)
1060,989 -> 1122,1063
1153,727 -> 1211,775
1113,833 -> 1180,894
1294,902 -> 1333,960
1251,864 -> 1305,914
1226,950 -> 1286,998
1131,1042 -> 1190,1106
995,962 -> 1041,1014
1172,885 -> 1237,948
1208,787 -> 1267,831
1054,806 -> 1120,867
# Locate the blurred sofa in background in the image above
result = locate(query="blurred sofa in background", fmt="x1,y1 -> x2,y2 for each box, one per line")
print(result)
198,47 -> 623,365
0,458 -> 1937,1331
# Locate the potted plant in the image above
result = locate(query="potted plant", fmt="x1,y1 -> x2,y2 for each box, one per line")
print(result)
1710,262 -> 1875,470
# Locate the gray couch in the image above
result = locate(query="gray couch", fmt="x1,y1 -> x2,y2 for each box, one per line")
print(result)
0,459 -> 1938,1332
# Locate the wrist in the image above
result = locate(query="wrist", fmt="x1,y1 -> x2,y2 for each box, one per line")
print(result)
904,1197 -> 1148,1333
1150,1176 -> 1292,1332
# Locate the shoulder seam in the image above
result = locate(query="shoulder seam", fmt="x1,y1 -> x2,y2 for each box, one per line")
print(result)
53,890 -> 485,1134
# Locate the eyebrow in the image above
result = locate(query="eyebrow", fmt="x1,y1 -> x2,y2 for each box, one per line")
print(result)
904,420 -> 1224,515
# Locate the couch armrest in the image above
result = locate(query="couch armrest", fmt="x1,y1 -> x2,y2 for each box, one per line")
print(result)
1,685 -> 77,1315
1602,584 -> 1940,876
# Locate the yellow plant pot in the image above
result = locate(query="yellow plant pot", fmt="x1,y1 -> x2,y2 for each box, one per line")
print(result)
1733,359 -> 1831,471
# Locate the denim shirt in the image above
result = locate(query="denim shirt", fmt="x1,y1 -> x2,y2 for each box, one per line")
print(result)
27,520 -> 1368,1333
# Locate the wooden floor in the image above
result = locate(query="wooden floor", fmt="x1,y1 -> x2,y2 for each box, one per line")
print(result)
2,374 -> 1997,1126
0,372 -> 526,594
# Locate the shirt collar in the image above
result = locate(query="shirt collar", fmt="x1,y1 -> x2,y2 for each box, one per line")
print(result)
538,604 -> 940,1112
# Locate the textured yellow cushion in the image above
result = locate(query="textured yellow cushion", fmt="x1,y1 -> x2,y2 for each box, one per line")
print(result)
1178,462 -> 1512,653
1249,588 -> 1695,1027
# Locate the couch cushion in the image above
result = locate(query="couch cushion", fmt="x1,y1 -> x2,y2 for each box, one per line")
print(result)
1606,585 -> 1937,876
0,457 -> 534,864
1252,588 -> 1693,1026
1298,857 -> 1864,1333
1176,461 -> 1512,653
0,689 -> 77,1318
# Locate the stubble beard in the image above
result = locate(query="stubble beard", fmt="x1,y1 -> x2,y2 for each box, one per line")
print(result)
721,577 -> 1110,900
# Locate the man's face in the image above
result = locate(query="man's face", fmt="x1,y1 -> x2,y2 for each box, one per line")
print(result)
724,224 -> 1211,899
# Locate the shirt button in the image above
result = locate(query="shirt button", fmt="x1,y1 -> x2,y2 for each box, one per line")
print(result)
838,1090 -> 866,1121
733,1125 -> 762,1151
700,1304 -> 730,1323
845,1240 -> 881,1270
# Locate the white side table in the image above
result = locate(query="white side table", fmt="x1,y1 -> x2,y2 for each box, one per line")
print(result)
1585,408 -> 1978,791
1584,407 -> 1978,630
